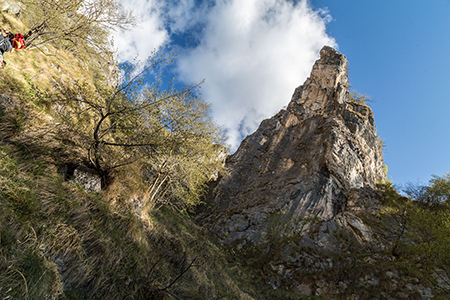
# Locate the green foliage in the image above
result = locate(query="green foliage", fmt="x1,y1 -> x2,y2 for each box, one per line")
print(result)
405,173 -> 450,205
379,177 -> 450,296
21,0 -> 135,57
402,175 -> 450,294
349,90 -> 372,105
377,182 -> 411,256
405,204 -> 450,288
427,173 -> 450,203
377,137 -> 385,153
141,93 -> 227,211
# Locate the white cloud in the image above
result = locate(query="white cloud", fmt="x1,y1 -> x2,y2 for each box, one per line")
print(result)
176,0 -> 336,150
113,0 -> 336,151
112,0 -> 208,61
163,0 -> 209,33
112,0 -> 168,62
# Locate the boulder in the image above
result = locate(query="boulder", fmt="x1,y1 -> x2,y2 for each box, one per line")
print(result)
73,165 -> 101,193
0,0 -> 21,15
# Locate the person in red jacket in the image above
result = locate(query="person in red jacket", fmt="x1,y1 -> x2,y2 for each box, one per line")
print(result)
0,28 -> 25,68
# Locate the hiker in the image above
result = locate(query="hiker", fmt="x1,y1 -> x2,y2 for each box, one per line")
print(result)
0,28 -> 25,68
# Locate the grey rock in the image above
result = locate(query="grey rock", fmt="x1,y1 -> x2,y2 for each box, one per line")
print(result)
364,274 -> 379,286
0,94 -> 17,110
335,211 -> 373,243
73,165 -> 101,193
128,195 -> 144,217
200,46 -> 385,245
317,221 -> 339,251
298,235 -> 318,249
292,283 -> 311,295
268,278 -> 281,290
380,292 -> 393,300
386,271 -> 396,279
0,0 -> 21,14
227,214 -> 249,232
396,292 -> 409,299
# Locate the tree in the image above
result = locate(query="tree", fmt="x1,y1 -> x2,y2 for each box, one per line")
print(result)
56,53 -> 226,210
408,173 -> 450,205
21,0 -> 135,56
377,182 -> 411,257
380,175 -> 450,296
406,204 -> 450,295
140,91 -> 227,212
349,90 -> 372,105
402,174 -> 450,294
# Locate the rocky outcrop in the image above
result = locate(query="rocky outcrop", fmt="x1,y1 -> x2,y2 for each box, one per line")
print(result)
73,165 -> 102,193
0,0 -> 22,15
195,47 -> 435,299
199,46 -> 385,245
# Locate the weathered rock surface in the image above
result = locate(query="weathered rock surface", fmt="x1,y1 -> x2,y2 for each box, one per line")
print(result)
73,165 -> 102,193
0,0 -> 22,15
199,46 -> 385,244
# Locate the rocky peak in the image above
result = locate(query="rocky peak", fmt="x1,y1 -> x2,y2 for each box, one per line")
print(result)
288,46 -> 348,119
311,46 -> 348,88
199,46 -> 385,245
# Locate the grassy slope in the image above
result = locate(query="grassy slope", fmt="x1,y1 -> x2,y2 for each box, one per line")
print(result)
0,12 -> 236,300
0,138 -> 255,299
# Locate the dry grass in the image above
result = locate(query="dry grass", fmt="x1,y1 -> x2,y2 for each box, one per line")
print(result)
0,116 -> 256,300
0,14 -> 93,92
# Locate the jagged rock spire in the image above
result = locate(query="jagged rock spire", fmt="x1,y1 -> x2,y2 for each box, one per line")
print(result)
199,46 -> 385,244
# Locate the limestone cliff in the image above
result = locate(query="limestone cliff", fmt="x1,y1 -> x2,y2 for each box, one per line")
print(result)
199,46 -> 385,244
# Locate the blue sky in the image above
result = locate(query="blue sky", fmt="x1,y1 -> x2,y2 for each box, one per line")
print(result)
113,0 -> 450,188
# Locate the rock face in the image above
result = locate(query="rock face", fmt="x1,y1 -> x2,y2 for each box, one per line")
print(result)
200,46 -> 385,244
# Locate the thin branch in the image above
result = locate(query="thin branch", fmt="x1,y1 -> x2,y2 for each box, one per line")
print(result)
108,157 -> 141,170
101,141 -> 157,148
160,257 -> 197,292
164,289 -> 183,300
